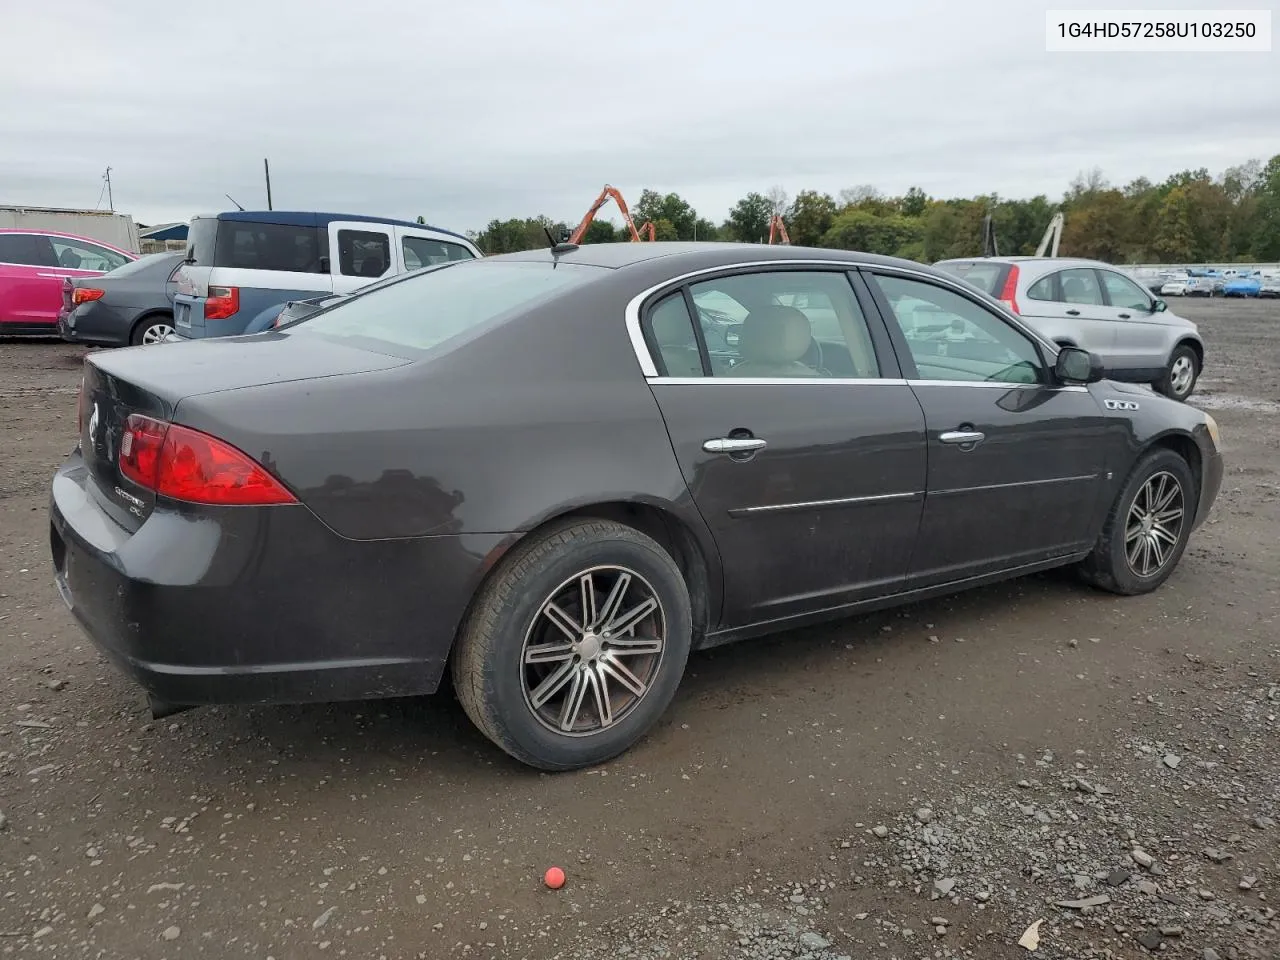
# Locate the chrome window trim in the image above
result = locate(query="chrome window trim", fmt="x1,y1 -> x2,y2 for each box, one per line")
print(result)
646,376 -> 1087,392
623,257 -> 1065,379
649,376 -> 907,387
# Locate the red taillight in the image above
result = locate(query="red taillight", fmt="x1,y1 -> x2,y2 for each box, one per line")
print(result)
998,265 -> 1020,314
72,288 -> 105,305
119,414 -> 296,506
204,285 -> 240,320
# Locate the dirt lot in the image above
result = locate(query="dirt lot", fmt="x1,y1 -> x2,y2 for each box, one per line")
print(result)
1,299 -> 1278,960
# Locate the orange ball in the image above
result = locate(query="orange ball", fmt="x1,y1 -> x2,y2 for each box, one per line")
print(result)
544,866 -> 566,889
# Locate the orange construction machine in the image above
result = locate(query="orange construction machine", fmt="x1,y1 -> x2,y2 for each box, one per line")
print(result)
569,184 -> 655,244
768,214 -> 790,245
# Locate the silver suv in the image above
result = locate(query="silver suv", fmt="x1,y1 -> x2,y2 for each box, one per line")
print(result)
934,257 -> 1205,401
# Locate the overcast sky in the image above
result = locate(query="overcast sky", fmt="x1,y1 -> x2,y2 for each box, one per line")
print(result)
2,0 -> 1276,233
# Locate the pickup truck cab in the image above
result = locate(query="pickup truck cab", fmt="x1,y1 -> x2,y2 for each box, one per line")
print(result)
171,211 -> 481,339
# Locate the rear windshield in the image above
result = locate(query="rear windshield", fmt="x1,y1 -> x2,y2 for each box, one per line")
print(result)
935,260 -> 1007,295
106,252 -> 180,278
184,218 -> 219,267
215,221 -> 325,273
291,260 -> 604,353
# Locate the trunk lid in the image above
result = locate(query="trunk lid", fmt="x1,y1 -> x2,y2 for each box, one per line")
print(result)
80,335 -> 411,531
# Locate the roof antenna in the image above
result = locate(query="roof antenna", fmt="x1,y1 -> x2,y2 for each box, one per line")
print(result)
545,226 -> 578,261
225,193 -> 246,212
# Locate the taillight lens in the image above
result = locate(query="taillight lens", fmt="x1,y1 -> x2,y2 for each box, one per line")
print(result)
204,286 -> 240,320
998,265 -> 1020,314
72,288 -> 105,305
76,377 -> 87,434
119,414 -> 296,506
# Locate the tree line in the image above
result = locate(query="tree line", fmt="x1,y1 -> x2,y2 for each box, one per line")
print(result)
464,154 -> 1280,264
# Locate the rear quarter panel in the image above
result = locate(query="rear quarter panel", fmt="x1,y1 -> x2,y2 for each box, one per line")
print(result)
172,275 -> 716,548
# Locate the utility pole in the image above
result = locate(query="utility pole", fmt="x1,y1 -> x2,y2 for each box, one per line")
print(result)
104,167 -> 114,212
263,158 -> 273,210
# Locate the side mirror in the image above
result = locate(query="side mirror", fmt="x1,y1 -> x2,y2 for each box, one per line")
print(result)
1152,299 -> 1167,313
1054,346 -> 1104,384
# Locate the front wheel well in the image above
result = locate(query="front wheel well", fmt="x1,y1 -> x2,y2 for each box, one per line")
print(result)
1173,338 -> 1204,368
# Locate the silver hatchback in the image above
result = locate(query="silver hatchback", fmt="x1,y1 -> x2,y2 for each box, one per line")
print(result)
934,257 -> 1205,401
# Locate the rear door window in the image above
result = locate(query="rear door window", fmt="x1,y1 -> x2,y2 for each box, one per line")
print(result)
337,229 -> 391,278
1059,268 -> 1104,305
48,237 -> 130,272
402,236 -> 475,270
214,222 -> 324,273
688,271 -> 881,379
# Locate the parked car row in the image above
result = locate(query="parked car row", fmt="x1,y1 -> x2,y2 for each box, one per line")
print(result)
0,211 -> 481,342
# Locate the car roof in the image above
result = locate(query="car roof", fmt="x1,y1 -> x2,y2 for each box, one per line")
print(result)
496,241 -> 959,277
936,255 -> 1113,268
199,210 -> 471,243
0,227 -> 136,254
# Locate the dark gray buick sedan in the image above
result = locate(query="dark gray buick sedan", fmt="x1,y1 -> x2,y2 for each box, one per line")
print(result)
50,242 -> 1224,770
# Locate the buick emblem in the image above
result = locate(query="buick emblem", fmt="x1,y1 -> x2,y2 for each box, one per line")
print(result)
88,402 -> 100,443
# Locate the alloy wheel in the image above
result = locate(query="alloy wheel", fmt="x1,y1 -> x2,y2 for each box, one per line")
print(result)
520,565 -> 666,737
141,322 -> 174,345
1124,471 -> 1186,577
1169,355 -> 1195,396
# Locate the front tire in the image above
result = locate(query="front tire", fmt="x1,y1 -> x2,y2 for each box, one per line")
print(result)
451,519 -> 692,771
1154,344 -> 1199,401
1078,448 -> 1196,596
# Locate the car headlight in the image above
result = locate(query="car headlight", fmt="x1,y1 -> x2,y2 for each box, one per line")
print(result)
1204,412 -> 1221,448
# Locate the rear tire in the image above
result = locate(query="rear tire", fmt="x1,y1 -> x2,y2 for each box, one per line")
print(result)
451,519 -> 692,771
1078,448 -> 1196,596
1154,344 -> 1198,401
130,314 -> 175,346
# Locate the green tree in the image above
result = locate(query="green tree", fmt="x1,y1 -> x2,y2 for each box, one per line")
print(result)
651,218 -> 680,241
582,220 -> 618,244
900,186 -> 929,218
693,218 -> 719,241
1061,190 -> 1130,262
1153,187 -> 1196,262
821,209 -> 923,256
635,190 -> 697,240
787,190 -> 837,246
1251,155 -> 1280,260
725,192 -> 773,243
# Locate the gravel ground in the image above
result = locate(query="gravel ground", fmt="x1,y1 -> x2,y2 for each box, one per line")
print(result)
1,297 -> 1278,960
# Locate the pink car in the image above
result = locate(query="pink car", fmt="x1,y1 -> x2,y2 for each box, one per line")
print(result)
0,229 -> 136,335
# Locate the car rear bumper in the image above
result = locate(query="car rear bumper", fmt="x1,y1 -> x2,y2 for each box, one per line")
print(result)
58,302 -> 131,346
50,450 -> 500,707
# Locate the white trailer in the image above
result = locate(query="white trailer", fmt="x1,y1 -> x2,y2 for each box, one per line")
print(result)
0,205 -> 140,253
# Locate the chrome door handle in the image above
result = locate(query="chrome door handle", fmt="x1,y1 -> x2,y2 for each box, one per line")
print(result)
939,430 -> 985,445
37,272 -> 76,279
703,437 -> 767,454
